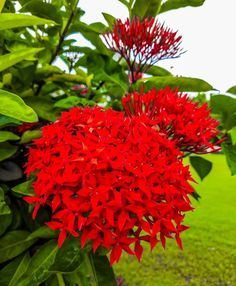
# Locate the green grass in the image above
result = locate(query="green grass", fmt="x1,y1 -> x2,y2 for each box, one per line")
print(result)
114,155 -> 236,286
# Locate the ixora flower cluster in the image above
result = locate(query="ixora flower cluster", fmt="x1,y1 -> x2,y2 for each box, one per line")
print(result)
25,17 -> 219,265
25,89 -> 219,265
102,17 -> 183,83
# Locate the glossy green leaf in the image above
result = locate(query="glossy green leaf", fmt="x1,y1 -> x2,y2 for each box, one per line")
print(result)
20,130 -> 42,144
146,65 -> 172,76
24,96 -> 61,121
102,12 -> 116,27
0,13 -> 55,30
222,143 -> 236,175
230,127 -> 236,145
0,89 -> 38,122
0,187 -> 11,215
159,0 -> 205,14
20,0 -> 62,24
141,76 -> 213,92
11,179 -> 35,196
51,236 -> 86,273
18,240 -> 59,286
0,48 -> 43,72
0,115 -> 21,127
27,226 -> 58,241
0,230 -> 36,263
92,255 -> 117,286
210,95 -> 236,130
0,253 -> 30,286
190,156 -> 212,181
131,0 -> 161,19
227,85 -> 236,95
54,96 -> 96,109
0,131 -> 19,142
0,142 -> 17,161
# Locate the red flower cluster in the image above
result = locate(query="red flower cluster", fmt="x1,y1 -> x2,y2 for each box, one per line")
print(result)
102,18 -> 183,83
122,87 -> 220,153
25,106 -> 195,265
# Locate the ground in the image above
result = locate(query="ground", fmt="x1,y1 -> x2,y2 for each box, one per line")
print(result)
114,155 -> 236,286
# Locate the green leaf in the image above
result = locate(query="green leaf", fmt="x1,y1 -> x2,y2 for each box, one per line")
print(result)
48,73 -> 87,84
0,48 -> 43,72
0,142 -> 17,161
0,187 -> 12,236
0,89 -> 38,122
102,13 -> 116,27
18,240 -> 59,286
2,73 -> 12,85
11,179 -> 35,196
118,0 -> 129,7
146,65 -> 172,76
0,187 -> 11,215
0,115 -> 21,127
210,95 -> 236,130
159,0 -> 205,14
0,131 -> 19,142
24,96 -> 61,122
190,156 -> 212,181
51,236 -> 86,273
0,0 -> 6,12
54,96 -> 96,109
0,253 -> 30,286
131,0 -> 161,19
72,21 -> 109,55
20,130 -> 42,144
222,143 -> 236,175
34,65 -> 63,81
27,226 -> 58,241
92,255 -> 117,286
0,13 -> 55,30
141,76 -> 213,92
227,85 -> 236,95
0,230 -> 36,263
20,0 -> 62,24
230,127 -> 236,145
0,213 -> 12,236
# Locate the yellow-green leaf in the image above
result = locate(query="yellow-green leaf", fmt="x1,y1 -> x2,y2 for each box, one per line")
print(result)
0,131 -> 19,143
0,89 -> 38,122
20,130 -> 42,144
0,13 -> 55,30
0,48 -> 43,72
141,76 -> 213,92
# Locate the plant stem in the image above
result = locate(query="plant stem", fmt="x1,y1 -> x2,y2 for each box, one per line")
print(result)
56,273 -> 66,286
35,0 -> 79,95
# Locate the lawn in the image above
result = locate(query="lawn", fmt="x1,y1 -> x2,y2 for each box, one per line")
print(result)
114,155 -> 236,286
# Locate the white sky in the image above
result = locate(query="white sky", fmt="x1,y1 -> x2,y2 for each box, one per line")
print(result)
78,0 -> 236,93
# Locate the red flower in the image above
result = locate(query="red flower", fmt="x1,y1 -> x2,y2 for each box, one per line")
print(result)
122,87 -> 220,153
25,106 -> 194,265
102,18 -> 183,83
17,122 -> 38,134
